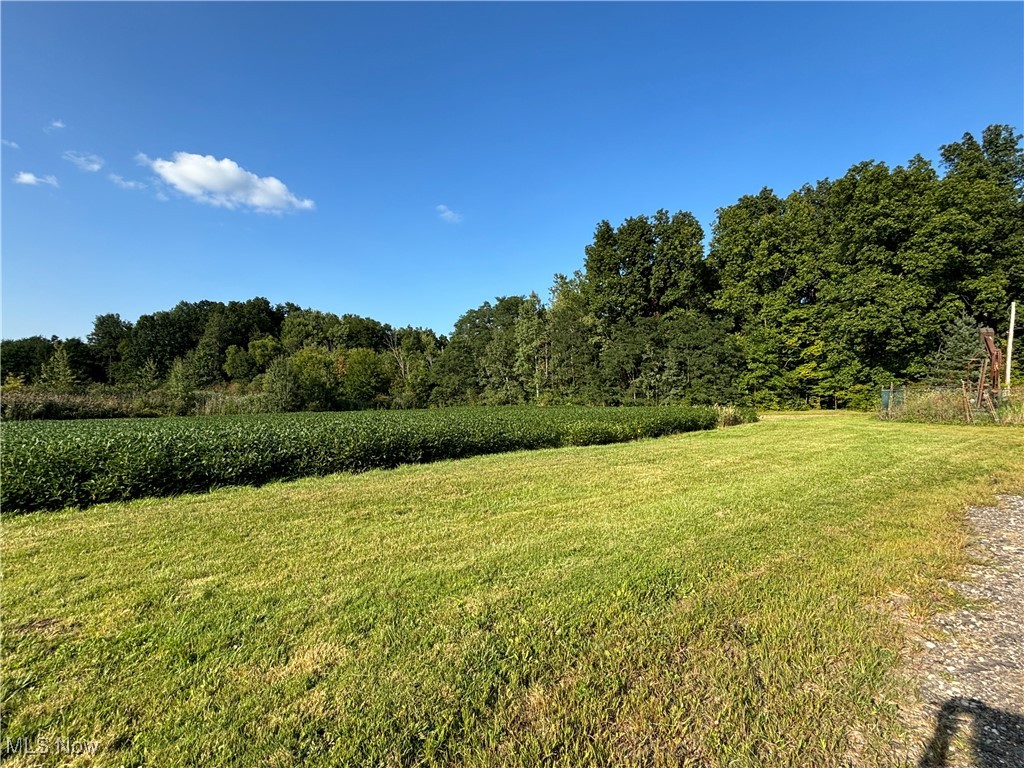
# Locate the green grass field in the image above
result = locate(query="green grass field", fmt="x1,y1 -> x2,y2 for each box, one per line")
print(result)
3,413 -> 1023,766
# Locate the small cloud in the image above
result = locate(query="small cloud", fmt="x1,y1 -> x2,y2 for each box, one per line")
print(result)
64,151 -> 104,172
109,173 -> 146,190
134,152 -> 151,166
141,151 -> 315,213
436,204 -> 463,223
44,119 -> 66,133
1,139 -> 19,149
13,172 -> 59,187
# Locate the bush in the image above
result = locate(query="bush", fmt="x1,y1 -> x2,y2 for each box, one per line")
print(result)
0,390 -> 160,420
996,396 -> 1024,425
195,392 -> 275,416
713,405 -> 759,428
1,406 -> 725,514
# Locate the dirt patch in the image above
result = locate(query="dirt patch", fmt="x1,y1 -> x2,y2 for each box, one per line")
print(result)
897,495 -> 1024,768
9,616 -> 78,637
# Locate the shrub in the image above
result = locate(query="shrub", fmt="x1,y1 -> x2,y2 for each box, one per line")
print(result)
713,405 -> 759,428
0,390 -> 152,420
996,396 -> 1024,425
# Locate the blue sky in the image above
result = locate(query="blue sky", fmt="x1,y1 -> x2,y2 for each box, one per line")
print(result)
2,2 -> 1022,341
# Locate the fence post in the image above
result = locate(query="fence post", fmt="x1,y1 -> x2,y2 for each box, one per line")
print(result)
961,381 -> 974,424
1008,300 -> 1016,394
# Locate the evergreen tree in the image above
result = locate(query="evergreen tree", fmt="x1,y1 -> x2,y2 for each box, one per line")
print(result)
38,344 -> 79,393
927,313 -> 984,385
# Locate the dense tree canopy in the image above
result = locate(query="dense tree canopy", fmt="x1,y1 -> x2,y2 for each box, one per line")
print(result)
3,125 -> 1020,412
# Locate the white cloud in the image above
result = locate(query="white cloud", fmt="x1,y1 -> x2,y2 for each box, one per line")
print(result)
109,173 -> 146,190
44,119 -> 66,133
142,151 -> 314,213
436,204 -> 463,223
64,151 -> 104,172
1,139 -> 19,149
13,172 -> 59,187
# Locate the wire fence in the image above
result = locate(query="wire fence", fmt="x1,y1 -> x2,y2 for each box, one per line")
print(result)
881,383 -> 1023,424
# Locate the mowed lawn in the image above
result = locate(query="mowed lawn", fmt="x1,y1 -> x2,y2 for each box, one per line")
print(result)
3,414 -> 1023,767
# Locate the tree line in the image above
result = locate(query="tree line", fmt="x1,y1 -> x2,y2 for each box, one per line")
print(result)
3,124 -> 1021,413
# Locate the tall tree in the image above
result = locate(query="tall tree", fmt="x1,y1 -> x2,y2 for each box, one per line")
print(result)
280,309 -> 345,353
547,273 -> 600,403
289,346 -> 341,410
707,187 -> 786,330
88,313 -> 132,383
339,315 -> 390,352
118,300 -> 217,380
0,336 -> 58,383
340,348 -> 389,408
514,293 -> 549,402
651,209 -> 712,314
480,296 -> 528,405
584,210 -> 711,324
384,327 -> 441,408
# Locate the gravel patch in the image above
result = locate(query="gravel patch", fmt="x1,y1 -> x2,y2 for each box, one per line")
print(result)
903,495 -> 1024,768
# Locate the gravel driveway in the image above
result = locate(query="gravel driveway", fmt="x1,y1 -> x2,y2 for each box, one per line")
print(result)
905,495 -> 1024,768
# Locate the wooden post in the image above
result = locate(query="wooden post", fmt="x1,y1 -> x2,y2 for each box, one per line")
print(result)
977,359 -> 988,408
961,381 -> 974,424
1008,301 -> 1016,394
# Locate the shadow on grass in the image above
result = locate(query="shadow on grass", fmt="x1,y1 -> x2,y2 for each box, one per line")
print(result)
918,698 -> 1024,767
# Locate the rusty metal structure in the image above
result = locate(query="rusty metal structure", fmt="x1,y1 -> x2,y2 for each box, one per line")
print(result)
962,328 -> 1003,422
